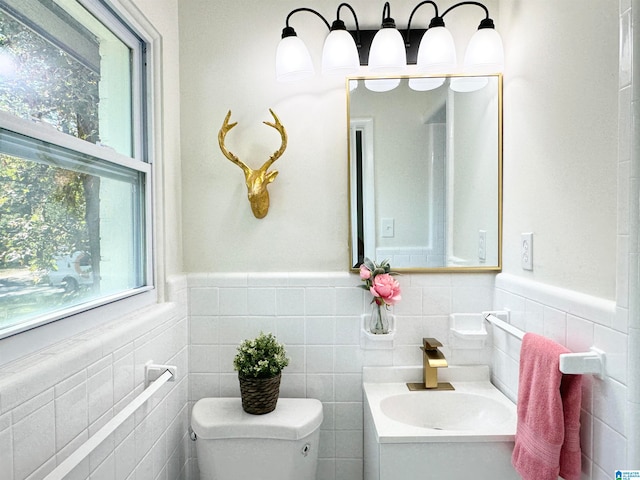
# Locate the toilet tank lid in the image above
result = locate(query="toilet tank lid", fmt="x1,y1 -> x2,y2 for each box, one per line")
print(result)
191,398 -> 323,440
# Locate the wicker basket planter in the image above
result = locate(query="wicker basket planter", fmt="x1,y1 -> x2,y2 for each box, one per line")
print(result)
238,373 -> 282,415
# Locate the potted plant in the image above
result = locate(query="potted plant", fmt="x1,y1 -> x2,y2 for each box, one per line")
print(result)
233,332 -> 290,414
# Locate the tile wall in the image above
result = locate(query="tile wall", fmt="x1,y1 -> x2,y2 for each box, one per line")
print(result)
491,273 -> 623,479
185,271 -> 495,480
0,268 -> 630,480
0,276 -> 190,480
622,0 -> 640,468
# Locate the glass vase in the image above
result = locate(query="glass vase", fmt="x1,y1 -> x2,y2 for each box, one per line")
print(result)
369,302 -> 390,334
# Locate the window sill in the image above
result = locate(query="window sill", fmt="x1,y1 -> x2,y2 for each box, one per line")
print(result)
0,287 -> 157,367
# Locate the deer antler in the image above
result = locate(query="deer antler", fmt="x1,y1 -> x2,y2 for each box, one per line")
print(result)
261,108 -> 288,173
217,109 -> 289,219
218,110 -> 250,176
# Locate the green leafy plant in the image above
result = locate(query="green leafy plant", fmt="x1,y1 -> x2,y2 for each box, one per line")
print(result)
233,332 -> 290,379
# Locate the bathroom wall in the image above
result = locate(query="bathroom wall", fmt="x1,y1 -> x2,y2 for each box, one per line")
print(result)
0,277 -> 190,480
0,1 -> 630,480
499,1 -> 619,301
490,274 -> 623,477
134,0 -> 184,282
178,0 -> 496,273
627,0 -> 640,467
0,0 -> 190,479
490,0 -> 639,476
177,0 -> 635,479
186,272 -> 495,480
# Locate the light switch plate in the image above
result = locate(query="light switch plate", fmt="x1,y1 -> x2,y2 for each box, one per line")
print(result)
381,218 -> 394,238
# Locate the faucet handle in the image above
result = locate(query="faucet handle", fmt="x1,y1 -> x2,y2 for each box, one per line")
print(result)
423,338 -> 442,350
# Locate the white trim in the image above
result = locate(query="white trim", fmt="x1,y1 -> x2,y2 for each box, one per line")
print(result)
495,273 -> 616,325
350,117 -> 375,265
0,286 -> 153,339
0,288 -> 156,366
76,0 -> 143,50
0,0 -> 165,362
97,0 -> 167,301
0,111 -> 149,174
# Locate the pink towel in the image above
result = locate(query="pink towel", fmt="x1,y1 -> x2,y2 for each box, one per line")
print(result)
512,333 -> 583,480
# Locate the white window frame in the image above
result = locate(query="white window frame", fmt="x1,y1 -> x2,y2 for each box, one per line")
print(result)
0,0 -> 164,365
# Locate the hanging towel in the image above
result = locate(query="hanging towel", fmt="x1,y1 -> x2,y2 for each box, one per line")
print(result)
512,333 -> 583,480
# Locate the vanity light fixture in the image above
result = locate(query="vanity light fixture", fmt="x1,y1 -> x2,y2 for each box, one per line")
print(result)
276,4 -> 360,82
275,8 -> 329,82
322,3 -> 361,76
275,1 -> 504,91
368,3 -> 406,75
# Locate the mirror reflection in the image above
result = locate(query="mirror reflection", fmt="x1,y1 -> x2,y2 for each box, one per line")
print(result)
348,74 -> 502,271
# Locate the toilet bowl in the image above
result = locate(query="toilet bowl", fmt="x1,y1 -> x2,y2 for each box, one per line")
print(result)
191,397 -> 323,480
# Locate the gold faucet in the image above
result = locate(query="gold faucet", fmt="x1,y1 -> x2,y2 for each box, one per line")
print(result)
422,338 -> 447,388
406,338 -> 454,391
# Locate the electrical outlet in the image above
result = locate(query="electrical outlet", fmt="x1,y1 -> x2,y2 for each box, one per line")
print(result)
521,233 -> 533,270
478,230 -> 486,261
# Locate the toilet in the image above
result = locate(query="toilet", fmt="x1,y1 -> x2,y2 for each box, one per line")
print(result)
191,397 -> 323,480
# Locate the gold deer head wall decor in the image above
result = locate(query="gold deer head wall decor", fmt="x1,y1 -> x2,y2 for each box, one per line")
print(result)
218,109 -> 288,219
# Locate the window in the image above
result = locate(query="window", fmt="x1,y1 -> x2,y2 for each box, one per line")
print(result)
0,0 -> 151,337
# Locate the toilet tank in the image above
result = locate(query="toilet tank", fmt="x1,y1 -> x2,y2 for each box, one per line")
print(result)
191,397 -> 323,480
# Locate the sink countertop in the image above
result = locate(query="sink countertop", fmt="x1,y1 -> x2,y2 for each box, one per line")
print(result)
363,365 -> 491,384
363,366 -> 517,444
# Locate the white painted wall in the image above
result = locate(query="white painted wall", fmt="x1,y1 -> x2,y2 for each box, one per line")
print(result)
0,1 -> 630,479
499,0 -> 618,300
178,0 -> 496,273
178,0 -> 616,300
177,1 -> 628,477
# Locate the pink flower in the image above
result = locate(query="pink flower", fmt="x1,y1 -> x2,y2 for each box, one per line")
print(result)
359,264 -> 371,280
369,273 -> 401,305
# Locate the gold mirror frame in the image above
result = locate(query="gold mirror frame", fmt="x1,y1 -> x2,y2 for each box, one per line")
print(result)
347,73 -> 503,273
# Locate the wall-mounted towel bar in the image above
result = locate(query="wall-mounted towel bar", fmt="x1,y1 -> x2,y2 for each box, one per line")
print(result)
42,362 -> 176,480
484,311 -> 524,340
483,311 -> 605,378
559,348 -> 605,377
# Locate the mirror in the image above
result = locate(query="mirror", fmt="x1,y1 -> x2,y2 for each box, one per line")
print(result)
348,74 -> 502,271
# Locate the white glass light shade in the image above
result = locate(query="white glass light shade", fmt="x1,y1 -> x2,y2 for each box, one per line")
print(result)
449,76 -> 488,92
322,29 -> 360,76
364,77 -> 401,92
408,77 -> 445,91
415,26 -> 457,74
368,27 -> 407,74
275,35 -> 314,82
463,28 -> 504,73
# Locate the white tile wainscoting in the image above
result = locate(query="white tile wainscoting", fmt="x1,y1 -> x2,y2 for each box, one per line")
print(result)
0,268 -> 632,480
491,273 -> 624,479
0,276 -> 190,480
185,271 -> 495,480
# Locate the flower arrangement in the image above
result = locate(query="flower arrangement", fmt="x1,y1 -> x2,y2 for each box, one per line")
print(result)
233,332 -> 290,379
359,257 -> 401,307
359,258 -> 401,334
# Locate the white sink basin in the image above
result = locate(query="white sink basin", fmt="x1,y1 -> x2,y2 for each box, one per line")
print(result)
363,366 -> 520,479
380,391 -> 514,431
363,365 -> 517,443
